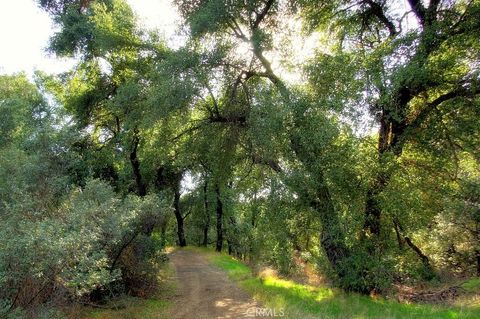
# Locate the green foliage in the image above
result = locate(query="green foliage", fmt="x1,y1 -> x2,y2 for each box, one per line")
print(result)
38,0 -> 81,16
0,74 -> 51,146
176,0 -> 279,39
75,262 -> 175,319
4,0 -> 480,314
336,244 -> 394,293
46,0 -> 142,58
0,176 -> 169,309
254,188 -> 297,275
49,5 -> 94,56
177,0 -> 232,37
461,278 -> 480,292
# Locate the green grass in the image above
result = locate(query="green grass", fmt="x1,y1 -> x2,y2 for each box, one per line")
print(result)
201,249 -> 480,319
461,278 -> 480,292
81,297 -> 170,319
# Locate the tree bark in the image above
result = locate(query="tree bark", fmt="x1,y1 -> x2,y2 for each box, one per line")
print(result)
156,167 -> 187,247
202,180 -> 210,247
215,184 -> 223,252
394,218 -> 434,273
173,176 -> 187,247
227,216 -> 238,256
311,183 -> 350,272
363,107 -> 395,238
404,236 -> 431,268
393,219 -> 405,250
130,134 -> 147,197
160,216 -> 168,248
476,249 -> 480,277
363,186 -> 383,237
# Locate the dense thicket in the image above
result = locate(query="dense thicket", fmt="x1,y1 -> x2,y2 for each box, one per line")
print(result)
1,0 -> 479,316
0,73 -> 170,318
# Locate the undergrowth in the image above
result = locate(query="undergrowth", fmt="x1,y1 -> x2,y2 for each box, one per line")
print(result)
191,247 -> 480,319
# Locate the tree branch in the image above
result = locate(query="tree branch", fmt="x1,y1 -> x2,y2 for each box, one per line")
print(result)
171,120 -> 207,142
252,154 -> 283,173
407,0 -> 427,25
364,0 -> 398,36
252,0 -> 276,30
409,85 -> 477,133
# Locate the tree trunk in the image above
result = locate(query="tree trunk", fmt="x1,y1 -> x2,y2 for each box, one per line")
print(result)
174,180 -> 187,247
290,139 -> 351,283
474,223 -> 480,277
227,216 -> 238,256
363,186 -> 383,237
130,134 -> 147,197
394,218 -> 434,274
155,166 -> 187,247
393,219 -> 405,250
404,236 -> 431,267
215,184 -> 223,252
311,184 -> 350,272
202,181 -> 210,247
202,222 -> 209,247
160,216 -> 168,248
476,249 -> 480,277
363,112 -> 391,237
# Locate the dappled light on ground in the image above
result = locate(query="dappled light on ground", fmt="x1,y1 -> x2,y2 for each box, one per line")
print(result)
168,249 -> 260,319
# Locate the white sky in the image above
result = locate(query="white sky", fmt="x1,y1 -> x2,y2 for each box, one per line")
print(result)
0,0 -> 179,76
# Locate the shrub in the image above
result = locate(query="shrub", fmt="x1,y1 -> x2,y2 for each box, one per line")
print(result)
0,179 -> 170,314
336,244 -> 393,294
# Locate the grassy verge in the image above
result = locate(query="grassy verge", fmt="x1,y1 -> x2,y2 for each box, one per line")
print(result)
194,247 -> 480,319
69,262 -> 176,319
73,298 -> 171,319
461,278 -> 480,293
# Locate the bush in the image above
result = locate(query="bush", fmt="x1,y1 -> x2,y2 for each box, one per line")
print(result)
0,179 -> 170,314
336,245 -> 393,294
117,234 -> 165,297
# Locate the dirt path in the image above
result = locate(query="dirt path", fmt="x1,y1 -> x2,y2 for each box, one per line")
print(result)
168,249 -> 260,319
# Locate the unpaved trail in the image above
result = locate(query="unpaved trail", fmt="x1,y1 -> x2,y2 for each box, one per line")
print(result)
168,249 -> 260,319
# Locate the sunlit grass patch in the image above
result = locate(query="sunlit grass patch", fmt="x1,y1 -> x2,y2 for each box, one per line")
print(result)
211,255 -> 252,280
261,276 -> 335,302
207,251 -> 480,319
